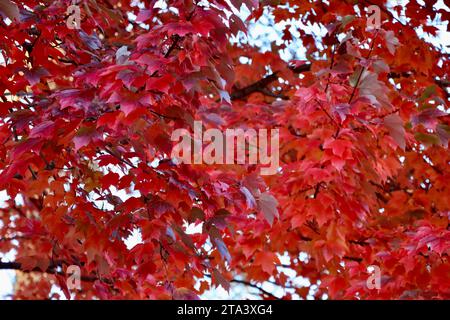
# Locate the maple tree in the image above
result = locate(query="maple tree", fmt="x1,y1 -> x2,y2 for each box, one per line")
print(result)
0,0 -> 449,300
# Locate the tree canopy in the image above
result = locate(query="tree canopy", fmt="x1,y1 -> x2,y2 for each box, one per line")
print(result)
0,0 -> 449,299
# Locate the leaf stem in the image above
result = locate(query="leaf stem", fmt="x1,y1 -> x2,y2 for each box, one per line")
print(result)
348,31 -> 379,104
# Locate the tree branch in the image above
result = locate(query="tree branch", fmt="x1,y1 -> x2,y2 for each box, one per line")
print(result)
289,62 -> 312,74
230,279 -> 282,300
0,261 -> 106,283
348,31 -> 379,104
230,63 -> 312,100
231,72 -> 280,100
388,72 -> 449,99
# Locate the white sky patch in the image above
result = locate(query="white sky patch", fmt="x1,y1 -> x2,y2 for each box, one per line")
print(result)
123,228 -> 143,250
0,250 -> 16,299
0,269 -> 15,300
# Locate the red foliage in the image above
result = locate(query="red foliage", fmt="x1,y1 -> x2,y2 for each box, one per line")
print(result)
0,0 -> 448,300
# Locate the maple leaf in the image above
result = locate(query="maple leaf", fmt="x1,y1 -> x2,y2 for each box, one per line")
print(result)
257,192 -> 279,226
384,114 -> 406,150
383,30 -> 400,55
357,71 -> 391,107
0,0 -> 20,22
254,251 -> 280,275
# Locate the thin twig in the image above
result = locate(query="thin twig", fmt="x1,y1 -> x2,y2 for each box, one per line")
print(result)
230,279 -> 282,300
348,30 -> 379,104
325,37 -> 338,93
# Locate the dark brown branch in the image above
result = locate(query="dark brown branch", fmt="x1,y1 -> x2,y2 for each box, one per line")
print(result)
299,233 -> 313,241
436,79 -> 450,87
231,72 -> 280,100
230,279 -> 282,300
258,88 -> 288,100
289,62 -> 312,74
104,147 -> 137,169
0,235 -> 30,242
149,109 -> 179,120
343,256 -> 363,263
0,261 -> 102,283
163,9 -> 195,59
164,35 -> 181,58
48,55 -> 79,66
349,239 -> 370,246
28,165 -> 37,180
231,62 -> 312,101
